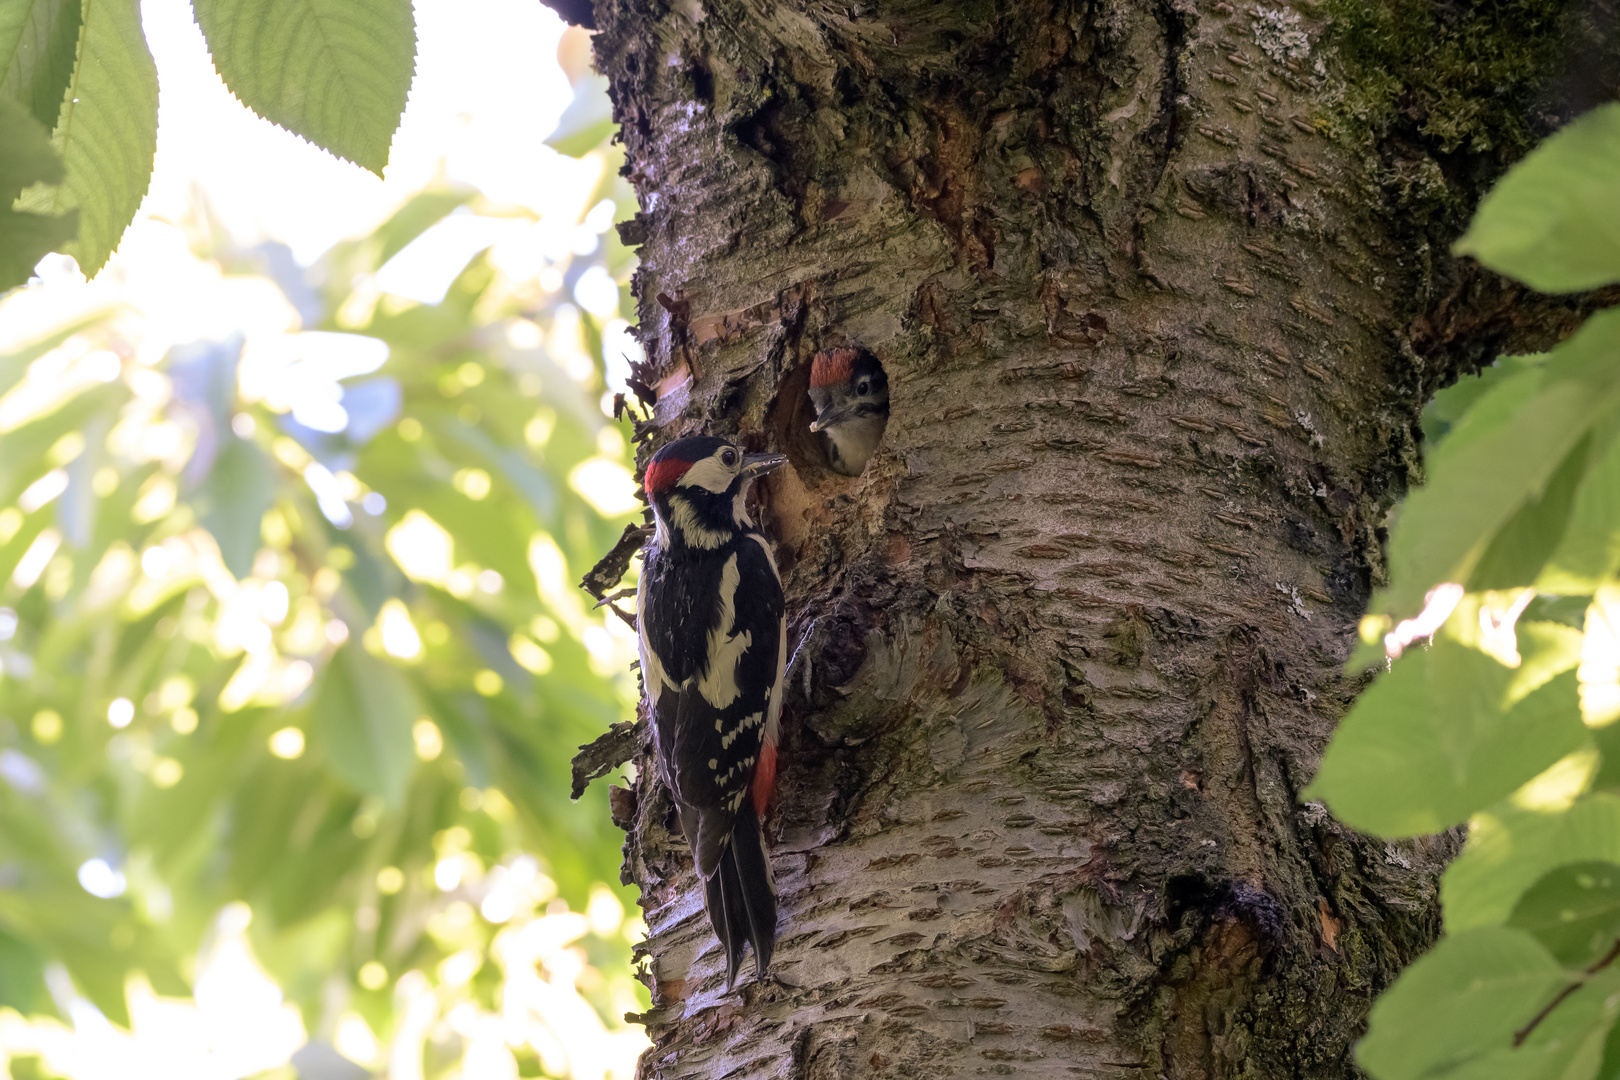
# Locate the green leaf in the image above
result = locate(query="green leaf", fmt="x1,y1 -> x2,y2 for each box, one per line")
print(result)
1381,309 -> 1620,618
192,0 -> 415,175
11,0 -> 156,276
1538,427 -> 1620,594
1455,103 -> 1620,294
1509,861 -> 1620,968
1432,971 -> 1620,1080
0,198 -> 75,288
311,644 -> 418,805
1467,433 -> 1590,591
1600,1002 -> 1620,1080
0,381 -> 125,505
1306,638 -> 1586,837
1446,795 -> 1620,933
1423,356 -> 1549,450
0,317 -> 97,398
0,96 -> 74,290
374,187 -> 475,266
194,436 -> 275,578
545,74 -> 614,158
1357,926 -> 1566,1080
0,924 -> 50,1014
0,0 -> 83,128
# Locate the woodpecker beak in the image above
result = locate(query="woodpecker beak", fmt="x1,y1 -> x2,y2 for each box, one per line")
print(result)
809,406 -> 852,433
741,451 -> 789,478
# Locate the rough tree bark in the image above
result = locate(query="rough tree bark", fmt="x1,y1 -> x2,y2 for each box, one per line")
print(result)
580,2 -> 1613,1077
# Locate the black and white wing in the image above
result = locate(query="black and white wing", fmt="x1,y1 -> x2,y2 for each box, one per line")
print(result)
640,539 -> 781,874
637,536 -> 784,985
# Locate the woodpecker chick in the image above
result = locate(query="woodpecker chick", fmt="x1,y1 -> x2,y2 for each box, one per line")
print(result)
636,435 -> 788,987
808,347 -> 888,476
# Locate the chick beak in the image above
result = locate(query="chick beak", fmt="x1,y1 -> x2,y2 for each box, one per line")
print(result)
809,406 -> 853,433
741,451 -> 789,478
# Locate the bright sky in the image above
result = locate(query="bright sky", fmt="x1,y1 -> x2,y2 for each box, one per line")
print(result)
140,0 -> 578,263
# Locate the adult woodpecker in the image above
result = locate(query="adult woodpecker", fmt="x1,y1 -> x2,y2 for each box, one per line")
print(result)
808,347 -> 889,476
636,435 -> 788,987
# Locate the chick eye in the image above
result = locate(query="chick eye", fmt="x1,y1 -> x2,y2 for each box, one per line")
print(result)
857,380 -> 870,395
721,448 -> 738,468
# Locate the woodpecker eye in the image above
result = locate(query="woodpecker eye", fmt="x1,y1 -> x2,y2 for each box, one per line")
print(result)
856,380 -> 870,395
720,448 -> 739,468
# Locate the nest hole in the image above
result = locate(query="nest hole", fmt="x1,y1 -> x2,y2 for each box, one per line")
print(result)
767,347 -> 889,480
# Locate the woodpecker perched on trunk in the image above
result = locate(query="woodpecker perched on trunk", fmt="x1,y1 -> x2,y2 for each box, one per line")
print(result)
636,435 -> 788,987
808,347 -> 889,476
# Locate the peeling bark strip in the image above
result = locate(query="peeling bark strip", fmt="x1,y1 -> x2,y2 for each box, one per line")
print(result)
590,1 -> 1580,1077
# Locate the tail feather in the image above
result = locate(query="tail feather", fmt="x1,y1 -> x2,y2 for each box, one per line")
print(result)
707,847 -> 750,988
700,812 -> 777,989
729,812 -> 776,977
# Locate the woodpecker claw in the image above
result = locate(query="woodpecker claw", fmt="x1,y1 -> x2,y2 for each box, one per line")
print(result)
786,617 -> 821,698
602,601 -> 637,632
593,587 -> 637,609
763,968 -> 802,991
786,617 -> 819,675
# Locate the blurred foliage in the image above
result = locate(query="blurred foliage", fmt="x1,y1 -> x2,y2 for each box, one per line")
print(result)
1,0 -> 426,282
0,59 -> 650,1078
1308,103 -> 1620,1080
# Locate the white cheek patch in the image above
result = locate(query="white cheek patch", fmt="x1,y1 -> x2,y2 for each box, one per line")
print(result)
698,553 -> 752,708
667,495 -> 729,550
678,455 -> 735,494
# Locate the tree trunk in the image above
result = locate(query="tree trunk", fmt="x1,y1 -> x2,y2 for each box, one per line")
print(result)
586,2 -> 1605,1077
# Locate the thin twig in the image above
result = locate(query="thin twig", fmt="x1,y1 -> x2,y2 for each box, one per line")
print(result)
1513,938 -> 1620,1046
593,587 -> 637,609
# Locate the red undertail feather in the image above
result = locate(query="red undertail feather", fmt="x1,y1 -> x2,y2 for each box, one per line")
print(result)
751,740 -> 777,815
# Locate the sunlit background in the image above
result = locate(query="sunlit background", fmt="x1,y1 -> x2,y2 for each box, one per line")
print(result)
0,0 -> 649,1077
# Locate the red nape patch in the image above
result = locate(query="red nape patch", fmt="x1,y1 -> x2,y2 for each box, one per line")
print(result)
643,457 -> 694,494
810,348 -> 858,388
751,741 -> 777,814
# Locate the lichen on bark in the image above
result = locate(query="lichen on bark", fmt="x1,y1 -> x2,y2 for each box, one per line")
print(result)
584,1 -> 1600,1077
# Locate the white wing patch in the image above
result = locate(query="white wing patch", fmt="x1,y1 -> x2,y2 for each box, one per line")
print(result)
636,572 -> 677,696
697,552 -> 752,708
721,711 -> 763,750
715,754 -> 756,788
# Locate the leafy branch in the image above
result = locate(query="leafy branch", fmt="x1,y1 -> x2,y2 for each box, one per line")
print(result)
1310,102 -> 1620,1080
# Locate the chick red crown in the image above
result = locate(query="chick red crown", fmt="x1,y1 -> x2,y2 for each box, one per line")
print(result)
810,347 -> 861,388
